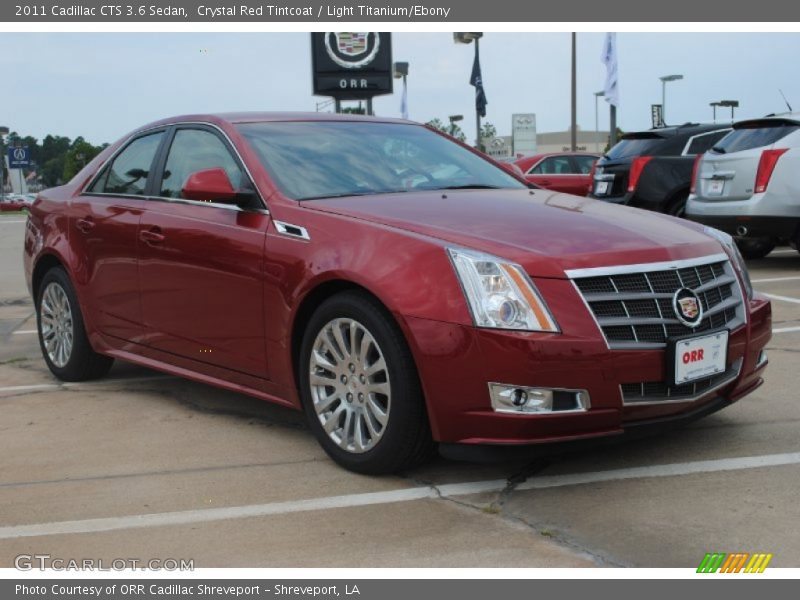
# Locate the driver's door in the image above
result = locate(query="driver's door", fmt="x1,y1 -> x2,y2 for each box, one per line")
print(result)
137,125 -> 271,380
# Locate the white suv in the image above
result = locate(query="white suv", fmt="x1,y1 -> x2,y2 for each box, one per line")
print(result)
686,114 -> 800,258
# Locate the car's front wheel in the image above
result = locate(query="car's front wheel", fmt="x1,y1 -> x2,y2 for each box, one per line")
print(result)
735,237 -> 776,260
36,267 -> 114,381
299,291 -> 434,474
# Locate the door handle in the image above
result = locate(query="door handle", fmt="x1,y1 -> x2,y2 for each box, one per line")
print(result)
76,217 -> 95,233
539,179 -> 552,186
139,228 -> 165,244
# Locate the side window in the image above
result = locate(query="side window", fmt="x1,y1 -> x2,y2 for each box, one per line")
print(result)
573,155 -> 597,174
88,132 -> 164,195
686,130 -> 730,155
531,156 -> 573,175
159,129 -> 245,200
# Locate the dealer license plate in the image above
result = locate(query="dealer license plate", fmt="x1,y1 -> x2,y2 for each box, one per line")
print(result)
706,179 -> 725,196
672,331 -> 729,385
594,181 -> 610,195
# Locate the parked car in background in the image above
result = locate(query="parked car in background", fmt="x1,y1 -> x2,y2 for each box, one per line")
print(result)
24,112 -> 770,474
590,123 -> 732,216
514,152 -> 599,195
0,196 -> 26,212
686,115 -> 800,258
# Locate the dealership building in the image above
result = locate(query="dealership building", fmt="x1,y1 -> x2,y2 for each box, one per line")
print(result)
484,125 -> 611,159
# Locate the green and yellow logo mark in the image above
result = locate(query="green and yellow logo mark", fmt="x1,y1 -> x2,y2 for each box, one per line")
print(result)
697,552 -> 773,573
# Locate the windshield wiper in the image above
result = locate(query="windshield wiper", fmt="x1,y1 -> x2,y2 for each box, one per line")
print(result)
299,189 -> 408,201
426,184 -> 505,191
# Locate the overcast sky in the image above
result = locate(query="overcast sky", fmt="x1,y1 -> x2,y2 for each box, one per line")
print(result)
2,32 -> 800,145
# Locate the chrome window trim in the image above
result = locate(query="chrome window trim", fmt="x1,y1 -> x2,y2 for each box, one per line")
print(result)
619,358 -> 743,406
273,220 -> 311,241
565,253 -> 729,279
81,121 -> 269,214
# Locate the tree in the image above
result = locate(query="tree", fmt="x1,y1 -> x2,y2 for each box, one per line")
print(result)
425,118 -> 466,143
604,127 -> 625,154
480,121 -> 497,140
62,137 -> 104,182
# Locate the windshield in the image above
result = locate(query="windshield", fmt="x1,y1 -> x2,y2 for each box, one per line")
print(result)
712,123 -> 799,154
237,121 -> 526,200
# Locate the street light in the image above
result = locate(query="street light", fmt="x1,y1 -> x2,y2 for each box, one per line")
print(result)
393,61 -> 409,120
659,74 -> 684,125
719,99 -> 739,121
448,114 -> 464,137
0,126 -> 8,203
454,32 -> 484,150
594,91 -> 605,152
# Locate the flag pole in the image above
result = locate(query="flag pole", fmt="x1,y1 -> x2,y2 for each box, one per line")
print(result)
571,33 -> 577,152
474,37 -> 482,151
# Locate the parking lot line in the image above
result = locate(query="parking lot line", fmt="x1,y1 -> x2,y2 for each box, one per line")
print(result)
753,276 -> 800,284
0,220 -> 26,225
770,249 -> 797,255
0,375 -> 176,394
763,293 -> 800,305
773,325 -> 800,334
1,451 -> 798,541
11,329 -> 36,335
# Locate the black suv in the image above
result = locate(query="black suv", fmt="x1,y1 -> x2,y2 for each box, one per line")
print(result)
589,123 -> 732,216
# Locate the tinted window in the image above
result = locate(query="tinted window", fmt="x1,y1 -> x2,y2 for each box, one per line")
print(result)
160,129 -> 244,199
573,155 -> 597,174
605,136 -> 666,160
89,132 -> 164,195
712,124 -> 799,154
237,121 -> 525,200
531,156 -> 573,175
686,130 -> 730,155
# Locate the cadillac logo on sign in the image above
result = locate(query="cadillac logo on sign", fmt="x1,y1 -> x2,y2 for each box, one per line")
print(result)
324,32 -> 381,69
673,288 -> 704,327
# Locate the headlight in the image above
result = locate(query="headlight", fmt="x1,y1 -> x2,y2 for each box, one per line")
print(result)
704,226 -> 753,299
447,247 -> 559,332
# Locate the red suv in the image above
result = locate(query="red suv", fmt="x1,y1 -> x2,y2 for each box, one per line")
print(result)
23,113 -> 771,474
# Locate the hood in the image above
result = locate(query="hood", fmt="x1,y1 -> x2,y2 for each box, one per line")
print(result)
305,188 -> 722,278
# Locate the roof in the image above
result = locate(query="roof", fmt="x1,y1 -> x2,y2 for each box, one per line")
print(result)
137,111 -> 413,132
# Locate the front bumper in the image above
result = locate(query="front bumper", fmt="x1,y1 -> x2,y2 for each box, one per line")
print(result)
401,291 -> 771,447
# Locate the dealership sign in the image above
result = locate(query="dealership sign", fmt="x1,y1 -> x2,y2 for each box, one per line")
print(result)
311,32 -> 393,100
8,146 -> 31,169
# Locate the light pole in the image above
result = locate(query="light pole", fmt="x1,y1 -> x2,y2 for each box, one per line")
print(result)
719,99 -> 739,121
594,91 -> 605,152
0,126 -> 8,203
710,101 -> 722,123
448,114 -> 464,137
454,32 -> 484,150
659,74 -> 683,125
393,61 -> 409,119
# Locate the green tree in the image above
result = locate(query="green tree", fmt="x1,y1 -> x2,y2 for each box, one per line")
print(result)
480,121 -> 497,140
425,118 -> 466,142
62,137 -> 103,182
604,127 -> 625,154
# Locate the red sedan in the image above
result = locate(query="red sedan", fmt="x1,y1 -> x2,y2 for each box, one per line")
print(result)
514,152 -> 600,195
1,197 -> 26,212
23,113 -> 771,474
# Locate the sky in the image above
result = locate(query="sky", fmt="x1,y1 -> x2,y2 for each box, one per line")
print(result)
2,32 -> 800,146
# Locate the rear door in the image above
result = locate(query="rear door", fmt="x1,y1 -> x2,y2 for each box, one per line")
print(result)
72,129 -> 167,341
570,155 -> 598,196
699,120 -> 800,201
137,125 -> 271,379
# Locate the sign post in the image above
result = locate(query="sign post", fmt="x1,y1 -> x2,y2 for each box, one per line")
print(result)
311,32 -> 393,114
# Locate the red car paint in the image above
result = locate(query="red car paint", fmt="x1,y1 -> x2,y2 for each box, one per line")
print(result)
514,152 -> 600,196
23,113 -> 771,449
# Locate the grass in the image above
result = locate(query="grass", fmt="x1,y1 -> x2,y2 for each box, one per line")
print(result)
0,210 -> 27,217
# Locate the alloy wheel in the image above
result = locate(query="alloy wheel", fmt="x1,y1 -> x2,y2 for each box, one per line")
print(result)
308,318 -> 391,453
40,281 -> 74,368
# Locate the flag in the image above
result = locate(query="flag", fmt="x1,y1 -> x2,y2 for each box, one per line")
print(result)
601,32 -> 619,107
470,45 -> 487,117
400,77 -> 409,120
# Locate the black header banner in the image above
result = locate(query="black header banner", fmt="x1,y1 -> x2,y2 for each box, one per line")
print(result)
3,0 -> 794,22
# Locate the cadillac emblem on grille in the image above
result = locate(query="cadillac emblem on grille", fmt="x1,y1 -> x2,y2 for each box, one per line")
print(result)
673,288 -> 704,327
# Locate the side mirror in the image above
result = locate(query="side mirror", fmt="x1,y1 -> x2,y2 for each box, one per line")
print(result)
181,168 -> 238,204
500,162 -> 525,178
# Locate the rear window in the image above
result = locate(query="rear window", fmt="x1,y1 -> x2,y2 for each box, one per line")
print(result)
685,130 -> 730,155
712,123 -> 799,154
605,136 -> 665,160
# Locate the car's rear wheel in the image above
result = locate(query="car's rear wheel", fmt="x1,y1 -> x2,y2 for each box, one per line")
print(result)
36,267 -> 114,381
299,291 -> 434,474
735,237 -> 776,260
666,192 -> 688,218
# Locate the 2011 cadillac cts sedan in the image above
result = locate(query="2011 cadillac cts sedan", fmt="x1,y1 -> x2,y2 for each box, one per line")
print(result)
23,113 -> 772,474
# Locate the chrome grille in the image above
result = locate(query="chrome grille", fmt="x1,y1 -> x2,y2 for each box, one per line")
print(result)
569,254 -> 745,349
620,359 -> 743,405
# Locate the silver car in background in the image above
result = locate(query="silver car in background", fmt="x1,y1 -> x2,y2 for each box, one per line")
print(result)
686,114 -> 800,258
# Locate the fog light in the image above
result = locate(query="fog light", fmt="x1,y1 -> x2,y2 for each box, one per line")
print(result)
488,383 -> 590,414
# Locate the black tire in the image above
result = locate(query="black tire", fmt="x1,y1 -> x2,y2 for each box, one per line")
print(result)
666,192 -> 688,218
36,267 -> 114,381
735,237 -> 776,260
298,290 -> 434,474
